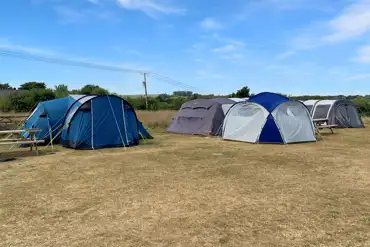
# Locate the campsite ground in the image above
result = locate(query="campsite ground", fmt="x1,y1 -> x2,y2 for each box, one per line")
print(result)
0,112 -> 370,247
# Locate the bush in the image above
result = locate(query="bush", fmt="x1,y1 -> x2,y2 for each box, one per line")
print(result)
7,89 -> 56,112
353,97 -> 370,116
0,97 -> 11,112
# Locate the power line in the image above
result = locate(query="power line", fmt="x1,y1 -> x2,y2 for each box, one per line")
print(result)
148,73 -> 198,91
0,50 -> 147,74
0,50 -> 199,91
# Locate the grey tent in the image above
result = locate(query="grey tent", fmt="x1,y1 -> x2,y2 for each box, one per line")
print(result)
304,99 -> 364,128
166,98 -> 238,136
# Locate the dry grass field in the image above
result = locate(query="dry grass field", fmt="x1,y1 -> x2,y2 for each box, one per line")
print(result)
0,114 -> 370,246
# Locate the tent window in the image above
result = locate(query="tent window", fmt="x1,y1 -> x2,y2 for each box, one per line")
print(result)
306,105 -> 313,114
313,105 -> 330,119
39,110 -> 47,118
80,101 -> 91,111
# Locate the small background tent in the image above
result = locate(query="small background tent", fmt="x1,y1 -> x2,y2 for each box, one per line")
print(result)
166,98 -> 239,136
23,95 -> 151,149
223,92 -> 316,144
304,99 -> 364,128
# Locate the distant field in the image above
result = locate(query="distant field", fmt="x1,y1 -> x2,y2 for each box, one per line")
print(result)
136,110 -> 175,129
122,94 -> 160,98
0,116 -> 370,246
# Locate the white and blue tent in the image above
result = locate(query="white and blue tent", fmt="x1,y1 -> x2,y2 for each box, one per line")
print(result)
23,95 -> 152,149
222,92 -> 316,144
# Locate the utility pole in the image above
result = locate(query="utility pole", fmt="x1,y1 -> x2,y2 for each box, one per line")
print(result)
142,73 -> 148,110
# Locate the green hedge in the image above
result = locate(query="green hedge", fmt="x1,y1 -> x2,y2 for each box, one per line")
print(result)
0,84 -> 369,116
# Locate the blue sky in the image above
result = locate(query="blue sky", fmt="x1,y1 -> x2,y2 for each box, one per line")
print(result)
1,0 -> 370,95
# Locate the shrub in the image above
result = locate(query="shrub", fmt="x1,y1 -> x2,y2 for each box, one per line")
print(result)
7,89 -> 55,112
0,97 -> 11,112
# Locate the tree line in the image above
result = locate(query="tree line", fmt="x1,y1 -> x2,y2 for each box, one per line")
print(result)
0,82 -> 369,116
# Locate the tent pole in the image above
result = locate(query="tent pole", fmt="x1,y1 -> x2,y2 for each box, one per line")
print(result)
107,96 -> 126,149
48,118 -> 54,149
121,103 -> 129,148
91,100 -> 94,149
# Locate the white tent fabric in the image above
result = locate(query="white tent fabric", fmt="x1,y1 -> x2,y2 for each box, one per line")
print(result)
303,99 -> 364,128
221,104 -> 234,115
228,98 -> 249,102
303,100 -> 319,115
220,98 -> 249,115
65,96 -> 96,125
223,102 -> 269,143
272,102 -> 316,143
223,101 -> 316,144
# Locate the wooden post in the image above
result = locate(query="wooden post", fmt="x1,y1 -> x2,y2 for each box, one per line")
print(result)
143,73 -> 149,110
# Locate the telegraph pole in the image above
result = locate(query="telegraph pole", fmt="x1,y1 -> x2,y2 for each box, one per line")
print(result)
142,73 -> 149,110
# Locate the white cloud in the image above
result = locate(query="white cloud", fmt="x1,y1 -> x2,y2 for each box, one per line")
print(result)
346,73 -> 370,80
200,33 -> 246,46
221,53 -> 243,60
200,18 -> 223,30
195,69 -> 225,79
212,44 -> 236,53
0,38 -> 56,56
115,0 -> 186,18
277,50 -> 296,59
54,6 -> 85,23
54,5 -> 118,23
323,0 -> 370,43
186,42 -> 207,54
236,0 -> 338,21
0,38 -> 150,74
88,0 -> 100,4
355,45 -> 370,63
287,0 -> 370,51
266,64 -> 287,70
228,39 -> 246,46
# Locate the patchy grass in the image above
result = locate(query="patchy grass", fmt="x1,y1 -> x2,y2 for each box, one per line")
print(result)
1,117 -> 370,246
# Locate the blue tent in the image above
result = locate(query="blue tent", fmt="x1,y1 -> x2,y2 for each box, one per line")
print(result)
60,95 -> 139,149
23,95 -> 85,141
138,121 -> 153,139
23,95 -> 147,149
223,92 -> 316,144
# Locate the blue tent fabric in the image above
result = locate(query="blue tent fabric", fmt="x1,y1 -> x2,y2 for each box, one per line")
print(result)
23,96 -> 84,141
248,92 -> 290,113
258,114 -> 284,143
138,121 -> 153,139
23,94 -> 145,149
60,95 -> 139,149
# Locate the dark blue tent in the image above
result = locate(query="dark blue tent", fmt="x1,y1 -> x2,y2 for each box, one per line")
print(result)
138,121 -> 153,139
23,95 -> 148,149
60,95 -> 139,149
248,92 -> 293,143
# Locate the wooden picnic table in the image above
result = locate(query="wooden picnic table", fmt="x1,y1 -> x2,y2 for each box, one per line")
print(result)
0,128 -> 44,155
313,118 -> 337,134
